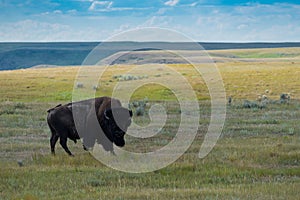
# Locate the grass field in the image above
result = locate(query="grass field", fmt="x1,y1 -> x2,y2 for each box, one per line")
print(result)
0,48 -> 300,199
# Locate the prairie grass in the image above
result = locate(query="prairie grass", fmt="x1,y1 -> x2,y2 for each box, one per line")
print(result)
0,48 -> 299,199
0,100 -> 299,199
0,49 -> 299,102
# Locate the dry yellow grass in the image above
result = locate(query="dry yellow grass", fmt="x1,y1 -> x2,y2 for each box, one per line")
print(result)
0,49 -> 299,102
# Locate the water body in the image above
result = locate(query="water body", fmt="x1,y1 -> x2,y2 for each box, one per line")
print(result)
0,42 -> 300,70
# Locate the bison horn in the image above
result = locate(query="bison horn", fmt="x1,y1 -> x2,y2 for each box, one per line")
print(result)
104,109 -> 110,120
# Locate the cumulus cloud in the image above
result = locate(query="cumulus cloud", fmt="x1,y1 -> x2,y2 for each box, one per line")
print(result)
164,0 -> 179,7
0,2 -> 299,42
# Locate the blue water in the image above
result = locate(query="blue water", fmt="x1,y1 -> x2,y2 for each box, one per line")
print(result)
0,42 -> 299,70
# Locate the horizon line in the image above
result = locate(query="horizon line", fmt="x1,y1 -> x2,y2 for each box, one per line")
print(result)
1,41 -> 300,43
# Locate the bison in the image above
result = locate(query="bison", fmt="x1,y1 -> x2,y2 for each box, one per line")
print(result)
47,96 -> 132,156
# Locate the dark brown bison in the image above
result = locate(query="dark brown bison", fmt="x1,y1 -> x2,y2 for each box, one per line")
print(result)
47,96 -> 132,156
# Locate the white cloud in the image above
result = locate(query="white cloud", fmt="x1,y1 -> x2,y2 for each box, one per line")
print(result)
112,24 -> 131,35
87,1 -> 150,12
53,10 -> 62,14
142,3 -> 300,42
39,10 -> 64,16
89,1 -> 113,11
1,3 -> 299,42
40,11 -> 50,16
190,3 -> 300,42
67,9 -> 78,14
156,8 -> 168,15
237,24 -> 248,30
141,16 -> 173,27
0,20 -> 107,42
164,0 -> 179,7
0,20 -> 67,41
190,2 -> 197,7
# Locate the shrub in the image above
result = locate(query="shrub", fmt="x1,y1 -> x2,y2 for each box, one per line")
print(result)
262,95 -> 268,101
280,93 -> 290,104
14,102 -> 26,109
0,102 -> 27,115
228,96 -> 232,105
0,107 -> 15,115
92,85 -> 99,91
243,100 -> 266,109
113,74 -> 148,81
129,97 -> 149,116
135,106 -> 145,116
76,82 -> 84,88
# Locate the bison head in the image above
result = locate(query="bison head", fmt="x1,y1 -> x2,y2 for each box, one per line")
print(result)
103,107 -> 133,147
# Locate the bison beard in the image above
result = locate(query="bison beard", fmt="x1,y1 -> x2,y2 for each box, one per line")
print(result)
47,97 -> 132,156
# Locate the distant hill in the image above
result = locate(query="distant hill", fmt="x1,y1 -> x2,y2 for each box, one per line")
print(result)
0,42 -> 300,70
0,42 -> 96,70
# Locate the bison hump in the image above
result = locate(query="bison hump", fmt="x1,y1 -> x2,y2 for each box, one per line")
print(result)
47,104 -> 62,113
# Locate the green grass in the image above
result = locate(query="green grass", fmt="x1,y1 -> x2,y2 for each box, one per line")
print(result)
210,47 -> 300,59
1,100 -> 299,199
0,48 -> 300,199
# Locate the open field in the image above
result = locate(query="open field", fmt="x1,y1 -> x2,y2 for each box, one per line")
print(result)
1,48 -> 300,102
0,48 -> 300,199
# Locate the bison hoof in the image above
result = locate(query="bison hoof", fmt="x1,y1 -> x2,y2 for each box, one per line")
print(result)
83,145 -> 88,151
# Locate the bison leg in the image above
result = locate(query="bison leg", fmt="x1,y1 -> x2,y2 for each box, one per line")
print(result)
83,144 -> 88,151
48,123 -> 59,155
50,134 -> 59,155
71,138 -> 77,144
59,137 -> 73,156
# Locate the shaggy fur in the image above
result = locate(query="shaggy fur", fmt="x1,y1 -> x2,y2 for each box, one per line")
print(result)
47,96 -> 132,156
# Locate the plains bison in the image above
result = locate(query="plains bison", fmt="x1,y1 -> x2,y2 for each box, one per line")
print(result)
47,97 -> 132,156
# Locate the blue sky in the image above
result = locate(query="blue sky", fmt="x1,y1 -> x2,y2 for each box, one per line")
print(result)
0,0 -> 299,42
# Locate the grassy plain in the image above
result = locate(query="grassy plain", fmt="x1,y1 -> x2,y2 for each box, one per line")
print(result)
0,48 -> 300,199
